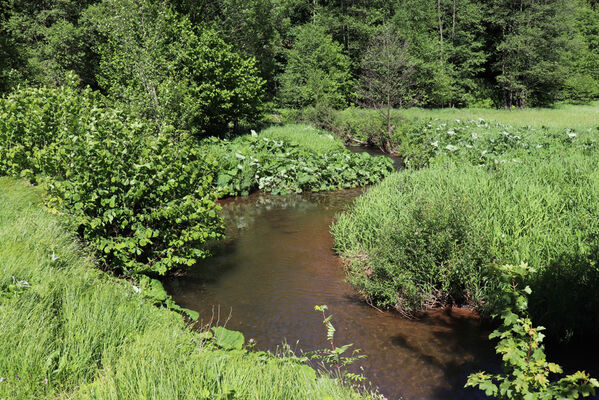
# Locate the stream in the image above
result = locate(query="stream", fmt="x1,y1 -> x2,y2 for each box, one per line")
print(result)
164,188 -> 499,399
164,150 -> 598,400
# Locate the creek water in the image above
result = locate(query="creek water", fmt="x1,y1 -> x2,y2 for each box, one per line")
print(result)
164,150 -> 599,399
164,188 -> 498,399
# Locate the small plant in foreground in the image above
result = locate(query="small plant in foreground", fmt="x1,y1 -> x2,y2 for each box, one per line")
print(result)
466,263 -> 599,399
310,305 -> 366,385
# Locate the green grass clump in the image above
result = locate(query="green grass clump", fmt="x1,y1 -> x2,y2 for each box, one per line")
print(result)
0,178 -> 375,399
258,124 -> 346,154
331,152 -> 599,339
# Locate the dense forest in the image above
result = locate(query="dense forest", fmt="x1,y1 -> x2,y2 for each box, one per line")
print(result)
2,0 -> 599,119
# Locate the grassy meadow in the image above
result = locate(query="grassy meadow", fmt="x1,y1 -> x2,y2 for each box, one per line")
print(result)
331,103 -> 599,341
401,102 -> 599,130
0,177 -> 376,400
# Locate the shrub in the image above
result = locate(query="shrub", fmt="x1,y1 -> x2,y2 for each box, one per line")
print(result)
278,24 -> 353,109
0,82 -> 223,275
203,126 -> 394,197
466,263 -> 599,399
331,152 -> 599,339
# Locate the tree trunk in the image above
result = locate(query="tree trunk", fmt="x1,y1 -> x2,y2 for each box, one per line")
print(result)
452,0 -> 456,43
437,0 -> 444,63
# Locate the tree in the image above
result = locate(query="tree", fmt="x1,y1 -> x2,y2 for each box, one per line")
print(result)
487,0 -> 574,108
84,0 -> 265,136
359,24 -> 416,153
278,23 -> 353,108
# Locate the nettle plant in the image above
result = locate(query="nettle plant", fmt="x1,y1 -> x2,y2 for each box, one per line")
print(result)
466,263 -> 599,399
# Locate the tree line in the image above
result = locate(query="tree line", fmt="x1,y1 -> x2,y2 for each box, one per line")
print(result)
1,0 -> 598,120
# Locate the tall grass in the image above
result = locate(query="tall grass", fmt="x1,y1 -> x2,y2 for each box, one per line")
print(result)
259,124 -> 346,154
0,178 -> 375,400
401,102 -> 599,130
331,151 -> 599,339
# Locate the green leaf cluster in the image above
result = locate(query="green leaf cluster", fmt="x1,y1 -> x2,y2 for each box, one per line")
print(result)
0,82 -> 223,276
466,264 -> 599,399
204,132 -> 394,197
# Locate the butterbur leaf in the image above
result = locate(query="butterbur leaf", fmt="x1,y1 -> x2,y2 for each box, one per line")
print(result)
211,326 -> 245,350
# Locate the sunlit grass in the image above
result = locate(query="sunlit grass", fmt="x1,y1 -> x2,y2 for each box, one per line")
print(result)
400,102 -> 599,130
0,178 -> 376,400
259,124 -> 346,154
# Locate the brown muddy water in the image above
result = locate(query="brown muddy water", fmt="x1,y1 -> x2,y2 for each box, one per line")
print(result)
164,189 -> 498,400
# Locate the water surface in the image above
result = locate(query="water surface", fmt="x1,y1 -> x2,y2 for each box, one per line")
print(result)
164,190 -> 497,399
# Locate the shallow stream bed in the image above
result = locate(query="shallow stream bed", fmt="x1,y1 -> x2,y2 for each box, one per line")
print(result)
164,189 -> 501,399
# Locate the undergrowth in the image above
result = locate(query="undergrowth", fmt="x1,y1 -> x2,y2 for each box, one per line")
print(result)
203,125 -> 393,197
0,178 -> 377,400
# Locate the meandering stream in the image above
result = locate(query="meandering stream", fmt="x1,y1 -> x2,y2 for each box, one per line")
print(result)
164,187 -> 502,399
164,150 -> 599,399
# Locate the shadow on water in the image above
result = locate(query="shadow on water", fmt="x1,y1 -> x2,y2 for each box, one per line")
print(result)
164,180 -> 599,400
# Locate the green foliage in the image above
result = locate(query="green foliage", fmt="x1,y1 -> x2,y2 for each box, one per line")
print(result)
0,0 -> 98,90
0,178 -> 374,400
0,82 -> 223,276
396,117 -> 598,169
211,326 -> 246,350
203,125 -> 394,197
85,0 -> 265,136
331,150 -> 599,338
466,263 -> 599,399
310,305 -> 366,385
278,24 -> 353,109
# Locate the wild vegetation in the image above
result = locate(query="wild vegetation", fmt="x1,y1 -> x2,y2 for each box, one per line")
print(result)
0,178 -> 376,400
2,0 -> 599,398
332,112 -> 599,341
204,125 -> 393,197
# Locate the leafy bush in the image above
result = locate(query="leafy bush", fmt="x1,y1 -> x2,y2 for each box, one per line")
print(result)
0,82 -> 223,275
203,126 -> 394,197
331,152 -> 599,339
466,263 -> 599,399
278,24 -> 353,109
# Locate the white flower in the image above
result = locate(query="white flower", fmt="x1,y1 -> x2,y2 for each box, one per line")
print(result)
447,130 -> 456,136
471,133 -> 478,139
445,144 -> 458,152
132,285 -> 141,293
500,131 -> 509,136
430,141 -> 439,148
568,132 -> 577,138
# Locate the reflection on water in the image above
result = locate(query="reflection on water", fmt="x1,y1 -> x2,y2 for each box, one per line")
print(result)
164,190 -> 497,400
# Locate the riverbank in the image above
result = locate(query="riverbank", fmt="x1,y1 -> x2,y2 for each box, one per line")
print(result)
330,106 -> 599,341
0,177 -> 376,399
